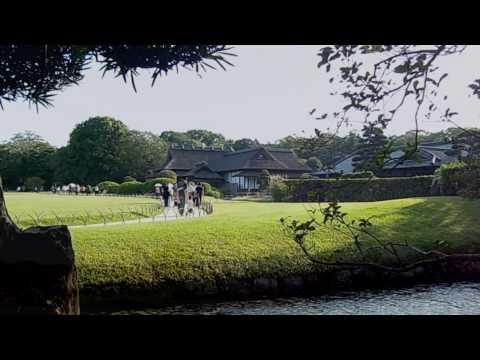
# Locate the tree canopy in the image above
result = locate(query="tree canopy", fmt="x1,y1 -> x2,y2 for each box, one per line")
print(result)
0,45 -> 235,109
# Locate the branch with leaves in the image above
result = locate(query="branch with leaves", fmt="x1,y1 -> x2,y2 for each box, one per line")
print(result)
0,45 -> 236,110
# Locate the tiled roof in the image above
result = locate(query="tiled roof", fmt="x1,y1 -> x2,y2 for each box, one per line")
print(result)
162,146 -> 311,173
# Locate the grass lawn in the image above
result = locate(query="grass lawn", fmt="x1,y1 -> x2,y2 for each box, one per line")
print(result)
63,196 -> 480,290
5,192 -> 163,228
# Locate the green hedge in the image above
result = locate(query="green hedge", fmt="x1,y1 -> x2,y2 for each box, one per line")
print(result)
143,178 -> 174,194
281,176 -> 435,202
156,170 -> 177,181
118,181 -> 144,195
97,181 -> 120,193
438,160 -> 480,198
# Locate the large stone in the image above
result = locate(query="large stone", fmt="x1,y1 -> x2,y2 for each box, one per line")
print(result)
0,178 -> 79,315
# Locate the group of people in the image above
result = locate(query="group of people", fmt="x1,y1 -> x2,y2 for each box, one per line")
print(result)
51,184 -> 101,195
155,180 -> 204,215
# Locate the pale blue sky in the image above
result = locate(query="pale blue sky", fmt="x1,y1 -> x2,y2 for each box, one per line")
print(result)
1,45 -> 479,147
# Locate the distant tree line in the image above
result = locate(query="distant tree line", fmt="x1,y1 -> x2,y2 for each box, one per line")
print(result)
1,115 -> 478,189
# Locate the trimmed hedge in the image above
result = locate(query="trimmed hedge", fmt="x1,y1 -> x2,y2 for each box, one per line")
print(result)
97,181 -> 120,194
281,176 -> 435,202
118,181 -> 144,195
143,178 -> 174,194
156,170 -> 177,181
438,160 -> 480,198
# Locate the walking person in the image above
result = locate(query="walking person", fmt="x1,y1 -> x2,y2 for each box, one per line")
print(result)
176,179 -> 187,216
195,182 -> 204,208
162,183 -> 170,208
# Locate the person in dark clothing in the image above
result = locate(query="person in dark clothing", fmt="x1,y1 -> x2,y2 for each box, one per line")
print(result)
195,182 -> 203,207
162,183 -> 170,207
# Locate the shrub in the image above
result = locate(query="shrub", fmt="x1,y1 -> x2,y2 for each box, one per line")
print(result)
259,169 -> 270,191
203,183 -> 222,199
97,181 -> 120,193
201,182 -> 212,193
123,176 -> 137,182
341,171 -> 375,179
270,177 -> 289,202
142,178 -> 174,194
157,170 -> 177,181
300,173 -> 314,179
438,161 -> 469,195
439,160 -> 480,199
118,181 -> 144,195
24,177 -> 45,191
279,176 -> 435,202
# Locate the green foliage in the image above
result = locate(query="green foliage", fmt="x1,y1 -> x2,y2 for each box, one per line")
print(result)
205,186 -> 222,199
120,130 -> 168,180
269,176 -> 289,202
0,131 -> 56,188
280,176 -> 434,202
438,161 -> 468,195
306,156 -> 322,170
118,181 -> 144,195
353,123 -> 390,174
142,178 -> 174,194
123,176 -> 136,182
24,176 -> 45,191
156,170 -> 177,181
300,173 -> 315,179
230,138 -> 260,151
67,116 -> 130,184
0,45 -> 235,108
259,169 -> 271,191
200,182 -> 212,193
439,160 -> 480,199
97,181 -> 120,193
340,171 -> 375,179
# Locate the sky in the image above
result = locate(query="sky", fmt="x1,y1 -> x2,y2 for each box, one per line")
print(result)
1,45 -> 479,147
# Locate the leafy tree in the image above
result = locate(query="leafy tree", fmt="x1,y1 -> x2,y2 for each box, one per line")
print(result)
185,129 -> 226,147
0,131 -> 56,188
159,131 -> 202,147
352,123 -> 390,174
230,138 -> 260,151
120,130 -> 169,180
306,156 -> 322,171
66,116 -> 130,184
24,176 -> 45,191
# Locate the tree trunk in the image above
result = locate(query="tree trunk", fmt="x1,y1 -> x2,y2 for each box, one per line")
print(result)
0,178 -> 80,314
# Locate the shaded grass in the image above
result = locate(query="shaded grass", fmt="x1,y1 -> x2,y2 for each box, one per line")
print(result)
69,196 -> 480,289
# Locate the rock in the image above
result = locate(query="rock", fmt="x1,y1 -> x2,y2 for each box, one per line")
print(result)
0,178 -> 79,315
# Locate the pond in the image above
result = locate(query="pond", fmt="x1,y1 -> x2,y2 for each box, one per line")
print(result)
91,282 -> 480,315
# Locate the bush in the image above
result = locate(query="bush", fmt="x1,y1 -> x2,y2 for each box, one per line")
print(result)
24,177 -> 45,191
341,171 -> 375,179
157,170 -> 177,181
300,173 -> 314,179
201,182 -> 212,193
203,183 -> 222,199
118,181 -> 144,195
279,176 -> 435,202
270,176 -> 289,202
123,176 -> 137,182
259,169 -> 270,191
97,181 -> 120,193
438,161 -> 469,195
142,178 -> 174,194
439,160 -> 480,199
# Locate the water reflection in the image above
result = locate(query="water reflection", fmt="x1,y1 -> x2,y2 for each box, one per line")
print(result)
100,282 -> 480,315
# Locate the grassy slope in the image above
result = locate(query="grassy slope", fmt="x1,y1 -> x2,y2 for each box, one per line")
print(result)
69,197 -> 480,289
5,193 -> 162,227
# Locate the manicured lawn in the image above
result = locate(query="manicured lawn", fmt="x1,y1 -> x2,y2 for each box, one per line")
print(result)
67,196 -> 480,290
5,192 -> 163,228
